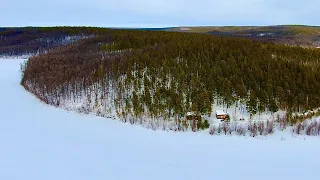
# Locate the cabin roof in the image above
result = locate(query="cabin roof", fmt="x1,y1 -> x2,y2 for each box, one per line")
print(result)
215,110 -> 227,115
186,112 -> 195,116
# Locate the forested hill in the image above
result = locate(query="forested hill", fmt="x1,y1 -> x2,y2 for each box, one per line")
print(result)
20,27 -> 320,126
1,26 -> 320,57
169,25 -> 320,47
0,27 -> 108,56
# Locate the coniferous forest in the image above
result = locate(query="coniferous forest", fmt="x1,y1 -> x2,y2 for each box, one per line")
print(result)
18,27 -> 320,128
0,27 -> 97,56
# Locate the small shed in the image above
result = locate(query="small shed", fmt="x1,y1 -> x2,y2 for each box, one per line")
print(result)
186,112 -> 202,132
186,112 -> 201,121
215,110 -> 228,120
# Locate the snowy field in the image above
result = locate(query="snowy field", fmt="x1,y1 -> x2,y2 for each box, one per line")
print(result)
0,59 -> 319,180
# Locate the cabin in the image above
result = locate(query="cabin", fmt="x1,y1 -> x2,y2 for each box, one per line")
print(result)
215,110 -> 228,120
186,112 -> 202,131
186,112 -> 201,121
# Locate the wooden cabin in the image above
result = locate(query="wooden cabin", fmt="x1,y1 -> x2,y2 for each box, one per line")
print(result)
186,112 -> 202,132
186,112 -> 201,121
215,110 -> 228,120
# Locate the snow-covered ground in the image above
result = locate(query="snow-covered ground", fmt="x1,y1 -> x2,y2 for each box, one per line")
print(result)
0,59 -> 319,180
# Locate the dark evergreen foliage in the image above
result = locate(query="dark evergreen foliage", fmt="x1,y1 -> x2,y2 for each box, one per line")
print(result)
0,27 -> 107,56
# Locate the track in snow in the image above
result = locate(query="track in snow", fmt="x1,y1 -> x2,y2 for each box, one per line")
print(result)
0,59 -> 319,180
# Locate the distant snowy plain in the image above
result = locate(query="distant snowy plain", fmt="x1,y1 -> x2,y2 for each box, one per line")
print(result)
0,59 -> 319,180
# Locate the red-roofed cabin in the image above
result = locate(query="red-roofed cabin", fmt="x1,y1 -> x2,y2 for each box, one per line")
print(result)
215,110 -> 228,120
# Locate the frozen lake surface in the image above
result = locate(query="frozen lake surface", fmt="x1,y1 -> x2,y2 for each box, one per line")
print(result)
0,59 -> 319,180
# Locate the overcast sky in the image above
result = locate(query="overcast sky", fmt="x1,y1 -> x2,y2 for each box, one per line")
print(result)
1,0 -> 319,27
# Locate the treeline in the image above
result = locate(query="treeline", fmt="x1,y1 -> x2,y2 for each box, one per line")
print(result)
21,27 -> 320,124
0,27 -> 111,56
208,31 -> 316,47
196,25 -> 320,47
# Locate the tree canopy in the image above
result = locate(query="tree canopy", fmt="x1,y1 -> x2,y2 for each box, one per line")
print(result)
20,27 -> 320,121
